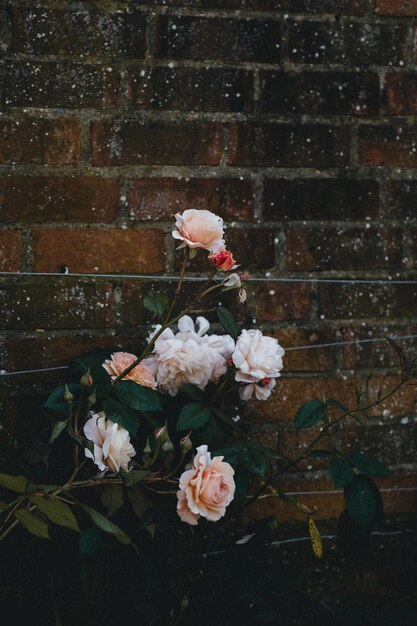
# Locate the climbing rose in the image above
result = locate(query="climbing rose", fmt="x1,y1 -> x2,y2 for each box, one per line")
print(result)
232,329 -> 285,401
177,445 -> 235,525
83,412 -> 136,473
103,352 -> 157,388
172,209 -> 225,253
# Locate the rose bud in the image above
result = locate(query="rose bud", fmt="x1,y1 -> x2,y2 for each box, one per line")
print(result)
238,288 -> 247,304
180,434 -> 192,453
80,370 -> 93,388
162,439 -> 174,454
64,384 -> 74,403
154,423 -> 169,443
143,438 -> 152,456
208,248 -> 238,272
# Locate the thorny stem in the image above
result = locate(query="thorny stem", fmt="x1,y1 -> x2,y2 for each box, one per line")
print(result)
244,379 -> 408,510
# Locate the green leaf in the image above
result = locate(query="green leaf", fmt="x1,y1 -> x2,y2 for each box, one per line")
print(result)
345,475 -> 380,531
70,350 -> 111,385
309,449 -> 334,459
0,473 -> 28,493
100,484 -> 124,517
177,403 -> 211,431
294,399 -> 327,430
49,420 -> 68,445
103,396 -> 140,436
326,398 -> 350,413
143,291 -> 169,319
179,384 -> 205,402
348,452 -> 393,477
14,509 -> 50,539
26,484 -> 63,494
29,495 -> 79,532
127,485 -> 152,520
43,384 -> 82,418
79,525 -> 103,559
328,458 -> 354,488
115,380 -> 162,412
0,501 -> 8,512
217,306 -> 239,340
82,505 -> 132,546
122,470 -> 151,488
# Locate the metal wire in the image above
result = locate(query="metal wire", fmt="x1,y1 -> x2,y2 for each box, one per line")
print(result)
1,334 -> 416,377
1,270 -> 417,285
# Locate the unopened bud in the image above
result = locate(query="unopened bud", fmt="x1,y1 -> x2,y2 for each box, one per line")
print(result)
259,377 -> 272,388
179,434 -> 192,453
154,423 -> 168,443
64,384 -> 74,403
80,369 -> 93,388
87,388 -> 97,407
162,439 -> 174,454
143,438 -> 152,456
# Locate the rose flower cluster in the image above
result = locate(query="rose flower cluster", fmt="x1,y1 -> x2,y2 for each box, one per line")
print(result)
81,208 -> 285,526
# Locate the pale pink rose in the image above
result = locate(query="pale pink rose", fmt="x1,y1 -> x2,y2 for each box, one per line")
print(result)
103,352 -> 157,389
177,445 -> 235,525
84,411 -> 136,473
146,316 -> 234,394
232,330 -> 284,401
208,248 -> 238,272
172,209 -> 225,253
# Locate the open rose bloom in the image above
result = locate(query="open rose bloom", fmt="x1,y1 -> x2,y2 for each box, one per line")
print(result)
83,411 -> 136,473
172,209 -> 225,253
177,445 -> 235,525
232,329 -> 285,401
103,352 -> 157,389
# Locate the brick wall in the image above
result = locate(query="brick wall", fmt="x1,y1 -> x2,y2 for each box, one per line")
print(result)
0,0 -> 416,522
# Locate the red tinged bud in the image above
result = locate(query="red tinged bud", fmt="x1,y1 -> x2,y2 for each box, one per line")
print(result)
209,247 -> 238,272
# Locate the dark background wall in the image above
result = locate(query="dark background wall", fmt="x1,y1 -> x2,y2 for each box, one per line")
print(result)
0,0 -> 416,523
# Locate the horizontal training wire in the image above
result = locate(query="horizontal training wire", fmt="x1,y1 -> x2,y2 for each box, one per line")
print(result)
1,334 -> 417,378
1,271 -> 417,285
190,529 -> 417,557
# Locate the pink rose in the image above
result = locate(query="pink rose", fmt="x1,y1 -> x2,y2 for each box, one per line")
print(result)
172,209 -> 225,253
84,412 -> 136,473
177,445 -> 235,525
103,352 -> 157,388
208,248 -> 238,272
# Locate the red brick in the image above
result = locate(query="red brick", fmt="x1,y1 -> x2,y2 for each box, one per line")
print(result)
156,16 -> 281,63
359,126 -> 417,167
272,328 -> 338,373
0,231 -> 22,272
366,375 -> 417,418
263,178 -> 379,222
285,228 -> 403,272
244,477 -> 344,523
248,0 -> 366,12
127,178 -> 253,222
342,326 -> 417,370
128,67 -> 253,113
4,61 -> 119,109
10,9 -> 146,57
386,74 -> 417,115
92,121 -> 223,166
318,284 -> 417,320
385,181 -> 417,220
260,71 -> 379,116
0,282 -> 114,330
33,228 -> 165,274
246,375 -> 361,423
251,282 -> 312,322
339,422 -> 417,466
0,118 -> 80,165
228,123 -> 349,167
279,427 -> 334,471
0,177 -> 118,223
376,0 -> 417,15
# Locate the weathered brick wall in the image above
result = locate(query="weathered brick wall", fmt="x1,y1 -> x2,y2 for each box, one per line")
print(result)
0,0 -> 416,522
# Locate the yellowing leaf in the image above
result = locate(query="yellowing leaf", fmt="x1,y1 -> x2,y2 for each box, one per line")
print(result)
15,509 -> 50,539
308,517 -> 323,560
29,495 -> 79,532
